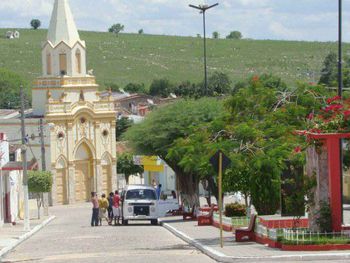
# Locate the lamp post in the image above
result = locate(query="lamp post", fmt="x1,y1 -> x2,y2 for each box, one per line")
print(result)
189,3 -> 219,96
338,0 -> 342,97
338,0 -> 344,225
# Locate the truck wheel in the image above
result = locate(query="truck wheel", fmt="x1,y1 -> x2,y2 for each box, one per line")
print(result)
151,219 -> 158,225
122,219 -> 128,226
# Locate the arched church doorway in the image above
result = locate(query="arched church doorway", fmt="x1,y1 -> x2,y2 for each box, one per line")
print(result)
56,157 -> 68,204
75,143 -> 93,202
101,153 -> 112,194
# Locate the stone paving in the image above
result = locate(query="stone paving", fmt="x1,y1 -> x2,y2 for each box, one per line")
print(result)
160,217 -> 350,262
1,203 -> 214,263
0,202 -> 49,254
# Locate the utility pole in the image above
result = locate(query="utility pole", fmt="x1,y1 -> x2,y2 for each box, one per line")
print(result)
20,85 -> 30,231
39,119 -> 46,171
338,0 -> 343,97
39,118 -> 49,215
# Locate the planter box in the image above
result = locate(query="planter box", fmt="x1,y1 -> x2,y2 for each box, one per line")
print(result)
281,243 -> 350,251
213,213 -> 233,232
231,216 -> 249,229
255,235 -> 282,249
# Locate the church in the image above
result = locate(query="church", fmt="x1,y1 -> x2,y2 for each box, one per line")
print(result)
0,0 -> 117,205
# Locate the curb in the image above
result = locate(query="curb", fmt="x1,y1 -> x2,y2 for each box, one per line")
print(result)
0,216 -> 56,259
160,221 -> 232,263
160,221 -> 350,262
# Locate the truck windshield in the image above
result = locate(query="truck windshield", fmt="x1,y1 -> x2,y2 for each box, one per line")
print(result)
125,189 -> 157,200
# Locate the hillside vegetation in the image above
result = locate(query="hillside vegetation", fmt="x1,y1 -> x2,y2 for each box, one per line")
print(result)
0,28 -> 346,89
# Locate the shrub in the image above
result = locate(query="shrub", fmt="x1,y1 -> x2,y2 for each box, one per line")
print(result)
28,171 -> 53,219
316,201 -> 332,233
225,202 -> 246,217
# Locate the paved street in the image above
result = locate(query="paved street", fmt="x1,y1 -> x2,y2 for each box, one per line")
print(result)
1,203 -> 214,263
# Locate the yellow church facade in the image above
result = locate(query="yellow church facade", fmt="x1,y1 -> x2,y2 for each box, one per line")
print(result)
32,0 -> 117,204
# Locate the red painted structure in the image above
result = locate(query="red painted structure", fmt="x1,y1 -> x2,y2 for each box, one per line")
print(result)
306,132 -> 350,232
258,217 -> 309,229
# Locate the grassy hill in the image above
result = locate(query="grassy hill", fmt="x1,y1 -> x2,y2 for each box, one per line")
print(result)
0,28 -> 346,89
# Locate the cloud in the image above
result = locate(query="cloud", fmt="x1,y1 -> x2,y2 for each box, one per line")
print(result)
0,0 -> 348,42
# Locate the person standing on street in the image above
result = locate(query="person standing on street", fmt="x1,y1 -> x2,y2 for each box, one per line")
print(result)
156,184 -> 162,200
98,193 -> 109,226
91,192 -> 99,227
113,190 -> 121,225
108,192 -> 114,224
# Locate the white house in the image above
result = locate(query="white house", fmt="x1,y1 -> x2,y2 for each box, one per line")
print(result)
0,133 -> 37,226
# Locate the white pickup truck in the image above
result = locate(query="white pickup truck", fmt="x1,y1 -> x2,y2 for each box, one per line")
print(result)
120,185 -> 179,225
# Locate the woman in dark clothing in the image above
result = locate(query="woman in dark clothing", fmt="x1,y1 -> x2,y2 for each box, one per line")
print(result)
108,192 -> 114,224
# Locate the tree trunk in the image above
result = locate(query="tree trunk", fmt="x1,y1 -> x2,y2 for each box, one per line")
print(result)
125,174 -> 130,185
172,165 -> 200,208
36,193 -> 42,219
306,145 -> 329,232
163,158 -> 201,214
208,176 -> 219,204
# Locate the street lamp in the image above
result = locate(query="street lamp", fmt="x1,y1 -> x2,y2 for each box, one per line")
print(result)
189,3 -> 219,96
338,0 -> 342,97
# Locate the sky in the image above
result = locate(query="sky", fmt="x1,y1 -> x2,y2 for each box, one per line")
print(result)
0,0 -> 350,42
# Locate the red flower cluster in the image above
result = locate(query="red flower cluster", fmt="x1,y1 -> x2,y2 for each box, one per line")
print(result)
344,110 -> 350,118
307,113 -> 314,120
306,96 -> 350,134
326,96 -> 342,105
323,104 -> 343,112
294,146 -> 302,153
252,75 -> 259,83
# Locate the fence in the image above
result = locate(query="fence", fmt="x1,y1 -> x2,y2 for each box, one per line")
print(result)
232,216 -> 250,228
283,229 -> 350,245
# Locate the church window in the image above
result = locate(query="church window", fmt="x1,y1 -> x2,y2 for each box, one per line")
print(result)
102,130 -> 109,137
57,132 -> 65,140
80,117 -> 86,124
75,49 -> 81,74
59,53 -> 67,75
46,53 -> 52,75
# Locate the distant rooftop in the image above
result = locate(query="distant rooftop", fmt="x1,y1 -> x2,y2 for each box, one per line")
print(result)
0,109 -> 34,120
0,109 -> 19,120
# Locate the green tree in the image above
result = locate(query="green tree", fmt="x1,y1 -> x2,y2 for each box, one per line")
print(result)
169,75 -> 329,214
30,19 -> 41,30
116,117 -> 133,141
0,68 -> 30,109
28,171 -> 53,219
319,52 -> 350,88
138,29 -> 144,35
319,52 -> 338,87
149,78 -> 173,97
222,77 -> 329,214
173,81 -> 196,98
124,98 -> 224,206
226,31 -> 242,39
124,83 -> 146,94
106,83 -> 120,92
212,31 -> 219,39
108,23 -> 125,36
117,153 -> 144,183
207,71 -> 232,95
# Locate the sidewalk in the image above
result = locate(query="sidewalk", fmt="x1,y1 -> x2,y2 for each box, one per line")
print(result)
0,214 -> 55,259
160,217 -> 350,262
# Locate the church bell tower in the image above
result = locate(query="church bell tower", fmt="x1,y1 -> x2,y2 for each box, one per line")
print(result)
32,0 -> 117,205
32,0 -> 91,116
